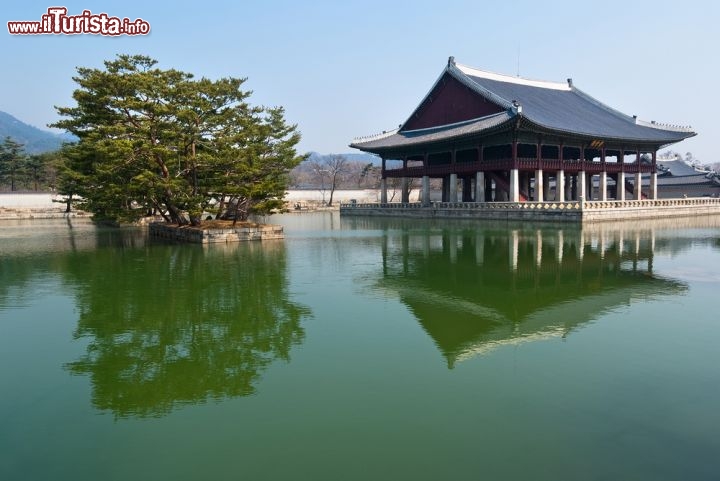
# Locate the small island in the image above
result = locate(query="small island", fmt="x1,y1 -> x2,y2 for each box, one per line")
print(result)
149,220 -> 284,244
51,54 -> 305,241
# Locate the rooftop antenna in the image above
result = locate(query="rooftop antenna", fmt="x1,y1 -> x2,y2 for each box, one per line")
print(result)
516,47 -> 520,77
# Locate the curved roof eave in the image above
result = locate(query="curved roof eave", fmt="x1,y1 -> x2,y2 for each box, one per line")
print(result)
518,117 -> 696,146
351,111 -> 515,154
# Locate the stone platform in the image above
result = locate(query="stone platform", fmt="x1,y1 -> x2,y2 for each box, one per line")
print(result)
149,222 -> 284,243
340,198 -> 720,222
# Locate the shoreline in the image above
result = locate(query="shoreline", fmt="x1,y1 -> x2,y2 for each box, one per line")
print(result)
0,208 -> 91,220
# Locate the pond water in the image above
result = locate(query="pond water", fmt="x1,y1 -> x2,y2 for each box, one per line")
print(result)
1,213 -> 719,480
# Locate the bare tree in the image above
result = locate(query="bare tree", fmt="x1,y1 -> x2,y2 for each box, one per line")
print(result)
387,176 -> 418,202
308,159 -> 329,204
309,154 -> 349,206
325,155 -> 349,206
358,162 -> 381,188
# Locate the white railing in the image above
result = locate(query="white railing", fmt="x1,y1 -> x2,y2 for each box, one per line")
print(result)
340,198 -> 720,211
341,201 -> 582,211
583,198 -> 720,209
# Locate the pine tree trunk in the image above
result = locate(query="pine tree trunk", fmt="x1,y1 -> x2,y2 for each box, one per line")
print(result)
216,194 -> 226,220
165,195 -> 186,225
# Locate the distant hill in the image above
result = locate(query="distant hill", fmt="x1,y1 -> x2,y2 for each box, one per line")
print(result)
306,151 -> 380,165
0,111 -> 75,154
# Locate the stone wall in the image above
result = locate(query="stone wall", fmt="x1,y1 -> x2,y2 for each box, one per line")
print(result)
0,193 -> 89,220
340,198 -> 720,223
340,202 -> 582,221
149,223 -> 284,243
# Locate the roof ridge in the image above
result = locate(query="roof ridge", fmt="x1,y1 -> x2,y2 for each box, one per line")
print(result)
447,63 -> 516,110
455,62 -> 571,91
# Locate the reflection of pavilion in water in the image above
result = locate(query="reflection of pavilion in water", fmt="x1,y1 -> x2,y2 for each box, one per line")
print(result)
377,220 -> 692,367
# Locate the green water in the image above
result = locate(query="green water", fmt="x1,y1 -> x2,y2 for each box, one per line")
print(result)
1,213 -> 719,480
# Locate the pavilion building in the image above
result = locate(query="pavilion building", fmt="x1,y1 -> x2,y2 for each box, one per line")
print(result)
350,57 -> 696,206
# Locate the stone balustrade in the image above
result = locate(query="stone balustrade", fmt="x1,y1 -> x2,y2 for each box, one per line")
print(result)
340,198 -> 720,222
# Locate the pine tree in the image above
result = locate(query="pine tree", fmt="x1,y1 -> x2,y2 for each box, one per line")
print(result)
53,54 -> 305,225
0,136 -> 27,191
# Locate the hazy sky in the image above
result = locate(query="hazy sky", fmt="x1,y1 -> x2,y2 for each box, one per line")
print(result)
2,0 -> 717,161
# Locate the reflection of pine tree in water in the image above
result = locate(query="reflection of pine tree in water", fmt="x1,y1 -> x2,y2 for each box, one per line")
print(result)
62,239 -> 308,418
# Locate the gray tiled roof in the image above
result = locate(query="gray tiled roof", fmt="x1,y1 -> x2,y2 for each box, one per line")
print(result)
350,112 -> 512,150
352,60 -> 695,152
657,159 -> 704,176
463,71 -> 692,143
656,173 -> 715,186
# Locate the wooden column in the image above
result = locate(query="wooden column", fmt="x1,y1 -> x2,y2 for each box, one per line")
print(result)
651,150 -> 658,199
557,144 -> 565,202
510,169 -> 520,202
400,156 -> 408,203
578,170 -> 587,202
422,176 -> 430,206
535,169 -> 544,202
535,140 -> 543,202
449,173 -> 458,202
556,169 -> 565,202
462,177 -> 473,202
617,149 -> 625,200
476,171 -> 485,203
